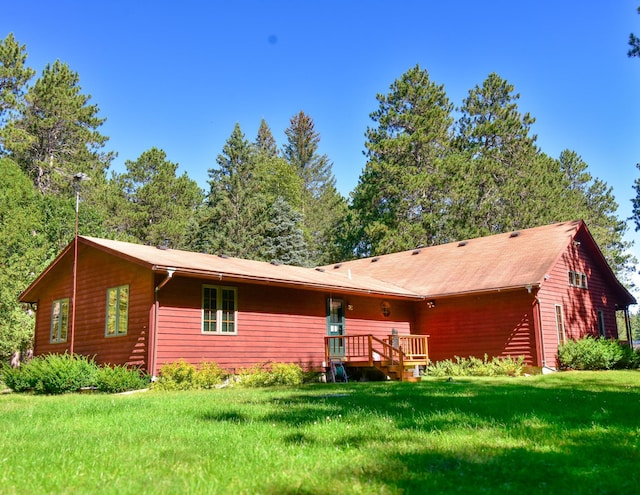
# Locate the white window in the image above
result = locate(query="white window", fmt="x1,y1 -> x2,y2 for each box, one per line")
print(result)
555,304 -> 566,345
202,285 -> 237,334
50,298 -> 69,343
568,270 -> 588,289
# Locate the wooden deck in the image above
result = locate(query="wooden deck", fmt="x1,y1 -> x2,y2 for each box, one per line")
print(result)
324,334 -> 429,382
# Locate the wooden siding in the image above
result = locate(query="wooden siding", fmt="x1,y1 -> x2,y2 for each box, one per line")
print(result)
33,243 -> 154,368
414,290 -> 537,365
154,277 -> 415,374
537,233 -> 621,368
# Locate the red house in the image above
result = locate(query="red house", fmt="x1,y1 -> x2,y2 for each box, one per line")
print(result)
19,220 -> 635,378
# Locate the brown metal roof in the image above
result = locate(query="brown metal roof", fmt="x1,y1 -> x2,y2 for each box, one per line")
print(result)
77,236 -> 421,299
324,220 -> 616,298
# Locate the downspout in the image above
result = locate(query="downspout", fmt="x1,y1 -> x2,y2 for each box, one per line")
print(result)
151,269 -> 175,379
534,295 -> 548,370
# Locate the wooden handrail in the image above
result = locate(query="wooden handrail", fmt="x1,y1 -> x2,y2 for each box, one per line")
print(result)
325,334 -> 429,367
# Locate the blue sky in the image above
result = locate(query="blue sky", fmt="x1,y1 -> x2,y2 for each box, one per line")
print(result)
3,1 -> 640,281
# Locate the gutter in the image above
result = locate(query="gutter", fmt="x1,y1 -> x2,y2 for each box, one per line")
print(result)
150,268 -> 175,379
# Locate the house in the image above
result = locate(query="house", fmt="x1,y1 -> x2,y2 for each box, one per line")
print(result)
19,220 -> 636,378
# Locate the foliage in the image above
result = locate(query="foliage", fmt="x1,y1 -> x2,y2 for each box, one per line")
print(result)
282,111 -> 347,265
153,360 -> 227,390
195,123 -> 267,257
0,33 -> 34,126
95,365 -> 150,394
2,353 -> 99,394
2,59 -> 113,195
351,65 -> 454,256
0,158 -> 47,361
558,336 -> 640,370
260,196 -> 308,265
425,354 -> 526,377
104,147 -> 203,248
237,362 -> 304,387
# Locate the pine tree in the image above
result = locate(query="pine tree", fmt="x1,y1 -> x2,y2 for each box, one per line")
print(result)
195,123 -> 266,257
2,60 -> 113,195
255,118 -> 278,158
282,111 -> 346,265
106,148 -> 203,248
350,65 -> 454,255
0,33 -> 34,126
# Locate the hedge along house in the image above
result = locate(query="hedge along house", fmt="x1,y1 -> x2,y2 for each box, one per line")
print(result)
19,220 -> 635,377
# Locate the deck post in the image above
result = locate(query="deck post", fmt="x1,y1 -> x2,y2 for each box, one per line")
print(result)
368,335 -> 373,366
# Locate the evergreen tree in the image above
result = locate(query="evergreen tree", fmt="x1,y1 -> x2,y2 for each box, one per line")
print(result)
0,33 -> 34,127
107,148 -> 203,248
196,123 -> 266,257
282,111 -> 346,265
260,196 -> 308,266
453,72 -> 540,235
351,65 -> 454,255
2,60 -> 113,195
0,158 -> 46,361
255,118 -> 278,158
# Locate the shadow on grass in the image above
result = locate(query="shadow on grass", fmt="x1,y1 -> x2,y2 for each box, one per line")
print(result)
199,375 -> 640,493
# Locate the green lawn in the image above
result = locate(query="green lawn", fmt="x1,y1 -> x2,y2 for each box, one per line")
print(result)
1,371 -> 639,494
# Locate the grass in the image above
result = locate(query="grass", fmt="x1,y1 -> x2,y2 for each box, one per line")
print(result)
1,371 -> 639,494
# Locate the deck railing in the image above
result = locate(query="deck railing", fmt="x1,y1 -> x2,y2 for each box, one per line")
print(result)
324,334 -> 429,366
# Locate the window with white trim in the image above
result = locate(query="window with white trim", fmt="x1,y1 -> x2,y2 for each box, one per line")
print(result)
50,298 -> 69,343
202,285 -> 237,334
568,270 -> 588,289
105,285 -> 129,337
555,304 -> 566,345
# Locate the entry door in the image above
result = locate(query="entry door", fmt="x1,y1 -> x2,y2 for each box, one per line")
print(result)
327,298 -> 345,357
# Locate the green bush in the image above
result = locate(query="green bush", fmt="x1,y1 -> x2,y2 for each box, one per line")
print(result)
425,354 -> 525,377
237,362 -> 304,387
2,353 -> 99,394
558,336 -> 640,370
96,365 -> 150,393
194,361 -> 227,389
154,360 -> 228,390
154,360 -> 198,390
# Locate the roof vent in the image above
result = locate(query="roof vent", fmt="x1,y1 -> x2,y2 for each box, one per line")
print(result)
509,231 -> 520,238
157,239 -> 170,250
218,254 -> 229,259
371,257 -> 380,263
412,249 -> 421,255
315,267 -> 325,272
270,260 -> 281,266
457,241 -> 467,247
333,263 -> 342,269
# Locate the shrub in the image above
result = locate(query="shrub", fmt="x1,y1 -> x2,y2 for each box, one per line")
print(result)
3,353 -> 99,394
425,355 -> 525,377
237,362 -> 304,387
154,360 -> 198,390
558,336 -> 639,370
193,361 -> 227,389
96,365 -> 150,393
153,360 -> 228,390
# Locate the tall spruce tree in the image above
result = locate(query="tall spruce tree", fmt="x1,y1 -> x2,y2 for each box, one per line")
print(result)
350,65 -> 454,255
282,111 -> 346,265
195,123 -> 266,257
